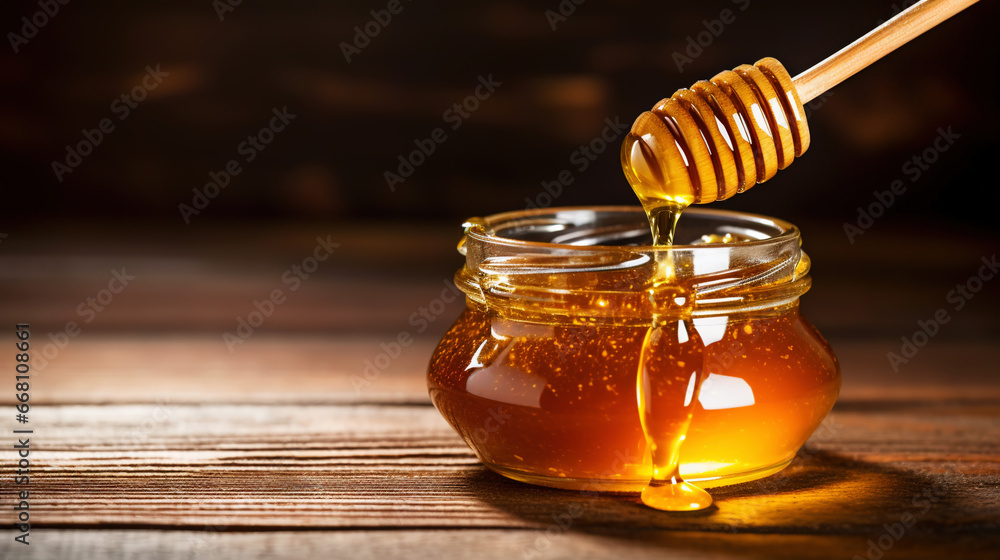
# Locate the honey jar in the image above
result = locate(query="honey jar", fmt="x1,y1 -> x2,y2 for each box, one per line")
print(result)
428,206 -> 840,492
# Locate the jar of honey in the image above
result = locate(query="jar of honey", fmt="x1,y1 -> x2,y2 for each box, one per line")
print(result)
428,206 -> 840,492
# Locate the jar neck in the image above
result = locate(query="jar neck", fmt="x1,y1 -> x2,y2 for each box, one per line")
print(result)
456,206 -> 811,325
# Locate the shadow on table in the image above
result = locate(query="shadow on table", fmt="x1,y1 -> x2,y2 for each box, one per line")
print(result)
465,449 -> 992,558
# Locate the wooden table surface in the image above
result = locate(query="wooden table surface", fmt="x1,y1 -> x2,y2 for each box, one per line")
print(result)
0,223 -> 997,559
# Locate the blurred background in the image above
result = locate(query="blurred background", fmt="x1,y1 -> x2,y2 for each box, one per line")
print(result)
0,0 -> 997,401
2,0 -> 997,226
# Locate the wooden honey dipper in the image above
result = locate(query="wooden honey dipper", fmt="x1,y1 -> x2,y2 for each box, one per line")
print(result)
622,0 -> 979,245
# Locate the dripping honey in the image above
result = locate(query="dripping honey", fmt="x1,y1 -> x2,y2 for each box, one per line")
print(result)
619,58 -> 814,509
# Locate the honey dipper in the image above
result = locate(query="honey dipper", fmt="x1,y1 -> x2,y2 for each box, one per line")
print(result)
622,0 -> 980,245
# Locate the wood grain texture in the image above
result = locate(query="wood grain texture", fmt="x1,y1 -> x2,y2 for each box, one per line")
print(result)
0,226 -> 996,558
2,402 -> 997,533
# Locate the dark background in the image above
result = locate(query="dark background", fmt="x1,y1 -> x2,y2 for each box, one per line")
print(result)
0,0 -> 997,350
2,0 -> 997,230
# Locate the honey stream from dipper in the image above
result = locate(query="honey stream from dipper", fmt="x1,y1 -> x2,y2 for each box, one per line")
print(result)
621,57 -> 812,512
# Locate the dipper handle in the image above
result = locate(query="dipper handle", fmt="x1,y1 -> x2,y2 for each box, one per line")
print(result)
793,0 -> 980,103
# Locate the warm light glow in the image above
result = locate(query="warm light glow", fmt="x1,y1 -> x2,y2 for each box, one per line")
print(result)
679,461 -> 735,476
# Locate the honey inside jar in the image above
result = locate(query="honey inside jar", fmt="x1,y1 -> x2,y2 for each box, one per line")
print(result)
427,208 -> 840,493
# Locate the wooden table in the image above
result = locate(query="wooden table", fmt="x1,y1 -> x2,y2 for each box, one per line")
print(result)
0,223 -> 997,559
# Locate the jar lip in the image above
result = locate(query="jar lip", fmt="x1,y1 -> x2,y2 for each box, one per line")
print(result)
465,205 -> 800,252
458,206 -> 811,322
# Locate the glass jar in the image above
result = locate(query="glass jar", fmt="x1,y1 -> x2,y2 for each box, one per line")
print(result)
427,206 -> 840,492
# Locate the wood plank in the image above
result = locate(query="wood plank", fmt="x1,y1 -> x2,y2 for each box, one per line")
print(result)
2,404 -> 996,533
0,335 -> 439,405
0,263 -> 466,333
2,529 -> 998,560
0,336 -> 996,405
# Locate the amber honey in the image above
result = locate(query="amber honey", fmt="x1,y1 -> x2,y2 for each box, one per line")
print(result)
427,207 -> 840,494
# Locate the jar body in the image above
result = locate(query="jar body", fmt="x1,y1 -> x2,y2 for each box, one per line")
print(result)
427,206 -> 840,491
428,303 -> 840,491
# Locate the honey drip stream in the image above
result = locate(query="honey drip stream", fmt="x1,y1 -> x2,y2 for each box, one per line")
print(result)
637,314 -> 712,511
647,204 -> 684,246
634,248 -> 712,511
622,57 -> 810,511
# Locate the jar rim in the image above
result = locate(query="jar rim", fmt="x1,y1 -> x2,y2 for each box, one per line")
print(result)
464,205 -> 800,252
457,206 -> 812,323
